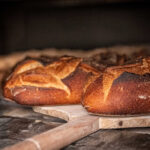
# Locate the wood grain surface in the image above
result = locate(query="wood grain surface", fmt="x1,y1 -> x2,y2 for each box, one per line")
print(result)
3,104 -> 150,150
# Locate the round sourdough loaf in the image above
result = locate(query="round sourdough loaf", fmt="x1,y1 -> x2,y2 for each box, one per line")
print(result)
3,56 -> 99,105
82,57 -> 150,115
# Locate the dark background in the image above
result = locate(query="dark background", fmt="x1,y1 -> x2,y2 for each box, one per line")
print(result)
0,0 -> 150,54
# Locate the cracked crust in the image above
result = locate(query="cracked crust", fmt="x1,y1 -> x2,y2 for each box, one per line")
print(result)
3,56 -> 99,105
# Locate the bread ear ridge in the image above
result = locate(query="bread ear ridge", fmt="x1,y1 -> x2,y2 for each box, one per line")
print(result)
13,60 -> 43,75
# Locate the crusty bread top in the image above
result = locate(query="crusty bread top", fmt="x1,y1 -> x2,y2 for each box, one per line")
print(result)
4,56 -> 100,98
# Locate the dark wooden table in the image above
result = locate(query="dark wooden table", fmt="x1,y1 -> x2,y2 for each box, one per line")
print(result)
0,99 -> 150,150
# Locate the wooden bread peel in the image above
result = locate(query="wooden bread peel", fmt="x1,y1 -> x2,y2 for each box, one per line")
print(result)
3,104 -> 150,150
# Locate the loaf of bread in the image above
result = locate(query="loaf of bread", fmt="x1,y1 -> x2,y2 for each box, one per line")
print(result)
3,53 -> 150,115
83,57 -> 150,115
3,56 -> 99,105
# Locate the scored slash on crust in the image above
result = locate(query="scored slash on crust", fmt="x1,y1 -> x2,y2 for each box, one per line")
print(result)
3,56 -> 100,105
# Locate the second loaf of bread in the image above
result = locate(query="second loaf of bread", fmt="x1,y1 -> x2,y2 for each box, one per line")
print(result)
82,57 -> 150,115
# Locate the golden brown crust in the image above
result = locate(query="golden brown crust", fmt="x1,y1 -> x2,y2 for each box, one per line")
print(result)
3,54 -> 150,115
83,57 -> 150,115
3,56 -> 100,105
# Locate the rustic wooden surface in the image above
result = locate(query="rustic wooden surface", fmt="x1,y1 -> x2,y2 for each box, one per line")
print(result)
0,99 -> 65,149
63,128 -> 150,150
1,99 -> 150,150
